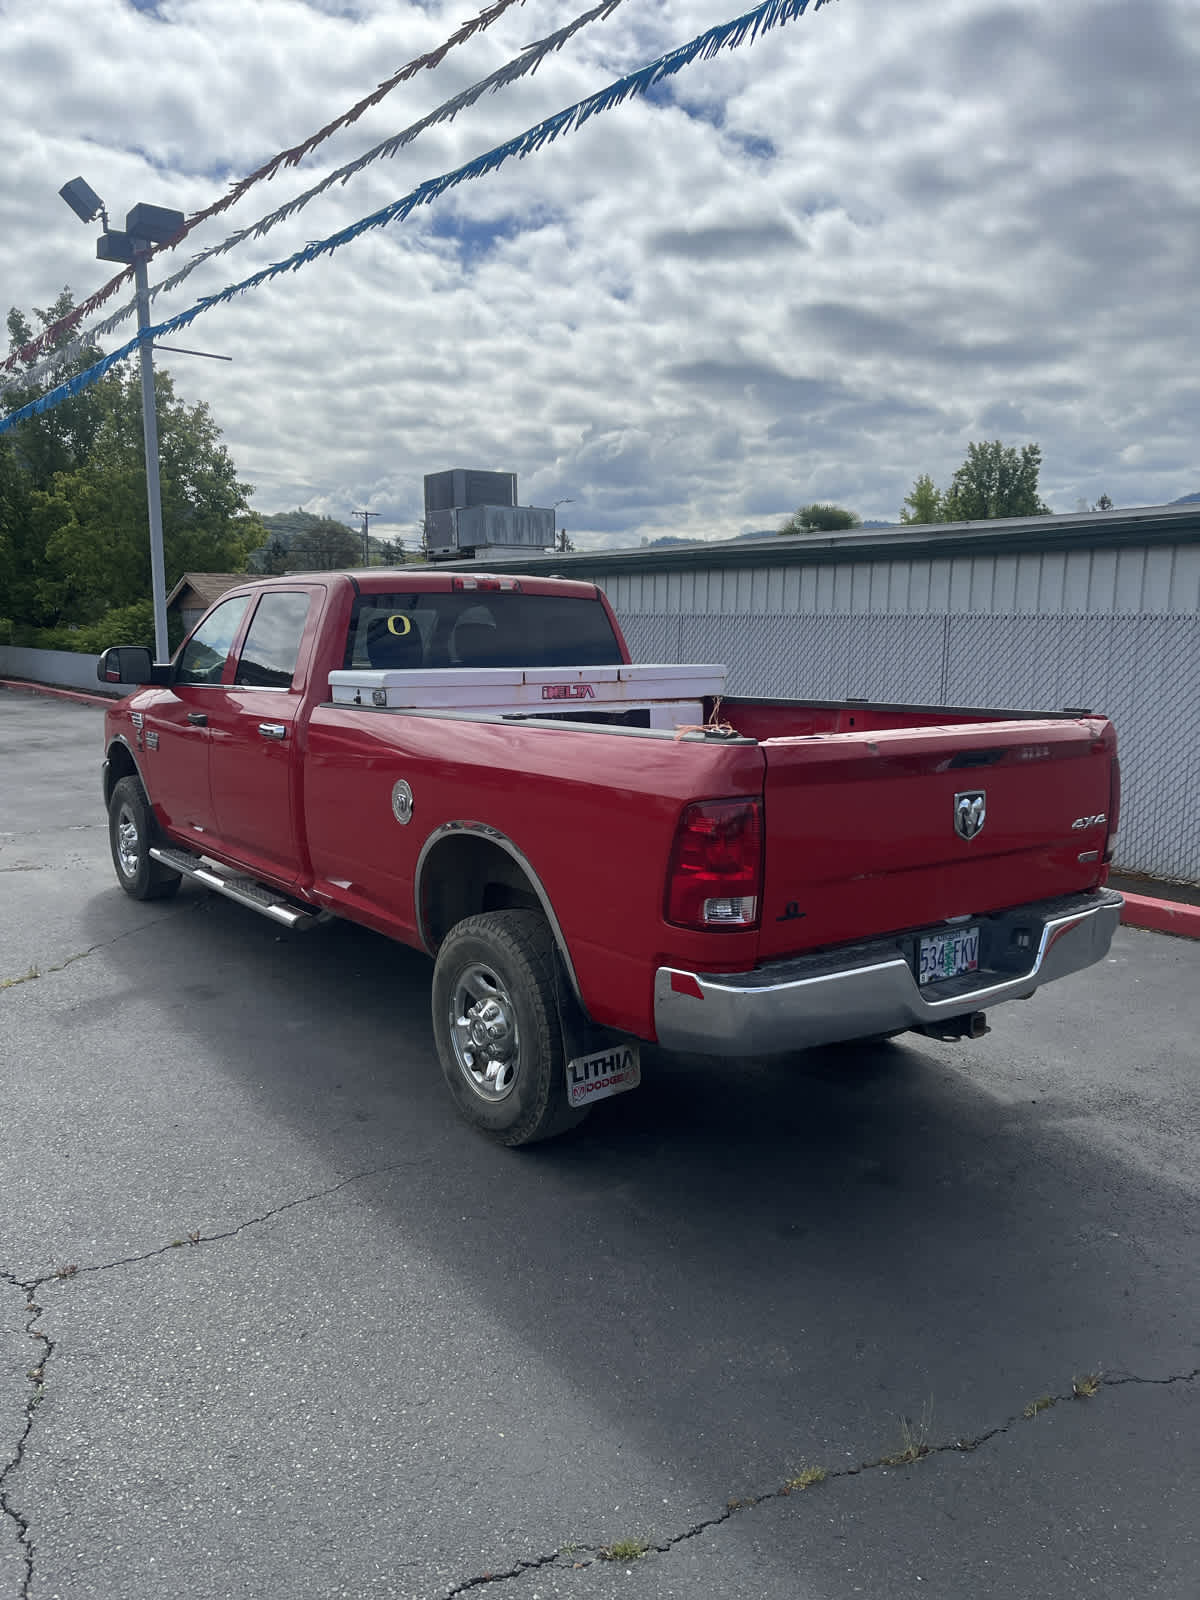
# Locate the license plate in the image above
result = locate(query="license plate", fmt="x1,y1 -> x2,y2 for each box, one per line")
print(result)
566,1044 -> 641,1108
918,927 -> 980,985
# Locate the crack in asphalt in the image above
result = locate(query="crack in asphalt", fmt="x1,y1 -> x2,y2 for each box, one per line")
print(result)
431,1366 -> 1200,1596
3,1191 -> 1196,1600
0,1160 -> 417,1599
0,1270 -> 53,1598
0,913 -> 180,990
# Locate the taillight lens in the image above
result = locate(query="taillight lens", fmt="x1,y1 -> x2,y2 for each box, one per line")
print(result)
665,798 -> 762,930
1103,755 -> 1121,862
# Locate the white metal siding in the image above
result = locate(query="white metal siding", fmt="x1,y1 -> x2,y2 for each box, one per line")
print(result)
583,542 -> 1199,884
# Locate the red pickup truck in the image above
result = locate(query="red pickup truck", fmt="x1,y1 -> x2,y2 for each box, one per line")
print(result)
98,570 -> 1123,1144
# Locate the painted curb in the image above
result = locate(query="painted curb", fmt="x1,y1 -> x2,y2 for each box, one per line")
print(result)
1119,892 -> 1200,941
0,677 -> 119,709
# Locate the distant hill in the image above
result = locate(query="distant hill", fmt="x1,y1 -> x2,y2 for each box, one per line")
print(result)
258,509 -> 357,545
1171,491 -> 1200,504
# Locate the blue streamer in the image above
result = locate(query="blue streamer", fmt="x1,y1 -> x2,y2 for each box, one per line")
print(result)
0,0 -> 833,437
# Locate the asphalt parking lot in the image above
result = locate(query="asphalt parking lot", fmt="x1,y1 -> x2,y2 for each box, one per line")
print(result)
1,688 -> 1198,1600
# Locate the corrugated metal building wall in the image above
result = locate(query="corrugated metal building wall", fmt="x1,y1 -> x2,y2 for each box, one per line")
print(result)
466,505 -> 1200,884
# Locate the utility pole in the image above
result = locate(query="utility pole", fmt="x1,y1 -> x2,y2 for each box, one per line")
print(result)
354,509 -> 380,567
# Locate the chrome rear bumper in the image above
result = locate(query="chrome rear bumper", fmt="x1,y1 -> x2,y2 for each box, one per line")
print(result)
653,889 -> 1124,1056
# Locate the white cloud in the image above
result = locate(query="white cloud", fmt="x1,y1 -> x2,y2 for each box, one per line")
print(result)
1,0 -> 1197,554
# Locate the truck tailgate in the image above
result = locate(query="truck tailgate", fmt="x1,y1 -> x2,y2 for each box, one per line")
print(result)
758,718 -> 1114,958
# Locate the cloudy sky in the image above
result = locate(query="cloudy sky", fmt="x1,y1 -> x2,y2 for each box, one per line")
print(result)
1,0 -> 1197,551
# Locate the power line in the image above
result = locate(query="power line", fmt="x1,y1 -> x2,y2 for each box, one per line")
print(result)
0,0 -> 532,377
3,0 -> 630,400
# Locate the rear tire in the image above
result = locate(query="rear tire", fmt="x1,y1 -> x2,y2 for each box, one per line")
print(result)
108,776 -> 181,901
431,910 -> 589,1146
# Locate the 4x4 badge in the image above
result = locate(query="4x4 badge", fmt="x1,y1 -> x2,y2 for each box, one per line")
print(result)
954,790 -> 986,841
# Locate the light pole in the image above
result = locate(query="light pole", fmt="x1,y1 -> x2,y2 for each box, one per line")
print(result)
552,497 -> 575,553
59,178 -> 185,665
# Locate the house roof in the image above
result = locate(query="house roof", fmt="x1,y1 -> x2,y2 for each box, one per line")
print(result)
164,573 -> 250,610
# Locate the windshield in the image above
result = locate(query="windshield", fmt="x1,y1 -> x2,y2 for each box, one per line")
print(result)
343,591 -> 623,671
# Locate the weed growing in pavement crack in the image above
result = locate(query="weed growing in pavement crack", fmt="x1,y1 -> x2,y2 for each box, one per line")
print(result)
880,1398 -> 935,1466
1023,1394 -> 1058,1418
598,1538 -> 651,1562
1073,1372 -> 1102,1398
0,966 -> 39,989
783,1466 -> 828,1491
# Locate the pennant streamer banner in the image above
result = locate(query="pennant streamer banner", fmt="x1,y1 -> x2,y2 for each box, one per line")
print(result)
0,0 -> 530,377
3,0 -> 629,400
0,0 -> 834,437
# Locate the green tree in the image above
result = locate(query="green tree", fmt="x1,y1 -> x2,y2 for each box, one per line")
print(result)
899,441 -> 1051,525
288,515 -> 361,570
1,290 -> 107,626
778,502 -> 862,535
372,536 -> 407,565
31,367 -> 260,625
2,290 -> 258,635
256,534 -> 292,575
941,440 -> 1049,521
899,473 -> 944,525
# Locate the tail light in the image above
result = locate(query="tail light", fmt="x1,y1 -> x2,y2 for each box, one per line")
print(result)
1103,755 -> 1121,863
665,798 -> 762,930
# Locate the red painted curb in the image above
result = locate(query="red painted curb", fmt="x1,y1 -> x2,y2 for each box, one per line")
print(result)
0,677 -> 119,709
1120,892 -> 1200,940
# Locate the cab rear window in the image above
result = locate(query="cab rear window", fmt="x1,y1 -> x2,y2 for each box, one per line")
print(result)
343,592 -> 623,671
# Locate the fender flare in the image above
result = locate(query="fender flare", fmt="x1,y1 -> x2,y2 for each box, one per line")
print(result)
103,734 -> 153,810
414,820 -> 584,1007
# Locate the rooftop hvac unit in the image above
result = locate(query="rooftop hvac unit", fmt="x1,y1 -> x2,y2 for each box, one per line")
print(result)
423,468 -> 553,558
424,469 -> 517,516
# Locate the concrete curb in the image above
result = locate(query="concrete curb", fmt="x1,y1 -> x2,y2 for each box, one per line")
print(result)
0,677 -> 119,709
1119,892 -> 1200,941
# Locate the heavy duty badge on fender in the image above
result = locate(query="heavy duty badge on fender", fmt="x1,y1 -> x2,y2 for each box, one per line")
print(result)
954,789 -> 987,841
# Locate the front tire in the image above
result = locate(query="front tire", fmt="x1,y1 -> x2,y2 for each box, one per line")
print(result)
431,910 -> 589,1146
108,776 -> 181,901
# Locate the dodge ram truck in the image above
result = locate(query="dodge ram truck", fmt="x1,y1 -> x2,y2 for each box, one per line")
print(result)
98,570 -> 1123,1144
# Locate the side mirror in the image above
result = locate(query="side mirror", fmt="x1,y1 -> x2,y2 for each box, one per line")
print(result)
97,645 -> 156,686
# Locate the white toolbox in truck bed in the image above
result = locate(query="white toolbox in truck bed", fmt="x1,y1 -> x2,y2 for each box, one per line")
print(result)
327,662 -> 727,728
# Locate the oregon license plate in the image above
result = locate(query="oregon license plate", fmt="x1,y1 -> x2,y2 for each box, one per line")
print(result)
566,1044 -> 641,1108
918,927 -> 980,985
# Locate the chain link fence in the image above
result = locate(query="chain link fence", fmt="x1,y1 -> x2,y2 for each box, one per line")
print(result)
617,609 -> 1200,883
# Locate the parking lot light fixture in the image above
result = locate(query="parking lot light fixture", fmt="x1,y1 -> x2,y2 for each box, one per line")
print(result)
58,179 -> 186,664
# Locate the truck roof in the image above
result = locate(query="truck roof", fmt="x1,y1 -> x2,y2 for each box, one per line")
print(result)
240,570 -> 603,601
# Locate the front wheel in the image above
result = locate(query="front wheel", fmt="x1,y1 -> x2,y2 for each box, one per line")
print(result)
431,910 -> 589,1146
108,776 -> 181,901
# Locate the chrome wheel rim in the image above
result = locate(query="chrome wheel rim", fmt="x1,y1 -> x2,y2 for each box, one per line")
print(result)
449,963 -> 520,1102
115,804 -> 140,879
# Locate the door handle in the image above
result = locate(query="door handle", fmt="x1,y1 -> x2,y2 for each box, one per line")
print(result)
258,722 -> 287,741
186,711 -> 207,726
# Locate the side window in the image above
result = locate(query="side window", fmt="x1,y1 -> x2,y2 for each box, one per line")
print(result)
234,592 -> 314,688
174,595 -> 251,686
